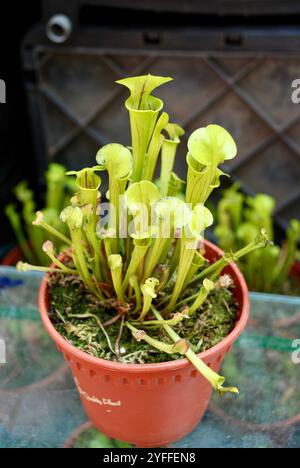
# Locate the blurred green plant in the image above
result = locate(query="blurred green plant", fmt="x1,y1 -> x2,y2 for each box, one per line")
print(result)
214,183 -> 300,293
6,163 -> 75,266
67,425 -> 133,448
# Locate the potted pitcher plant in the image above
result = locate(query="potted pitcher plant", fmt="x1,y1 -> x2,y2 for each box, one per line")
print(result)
18,75 -> 270,447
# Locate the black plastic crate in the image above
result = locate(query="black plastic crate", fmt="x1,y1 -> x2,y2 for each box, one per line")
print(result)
42,1 -> 300,19
21,1 -> 300,231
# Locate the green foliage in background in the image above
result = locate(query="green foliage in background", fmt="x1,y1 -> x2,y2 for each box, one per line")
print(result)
5,163 -> 76,265
215,183 -> 300,293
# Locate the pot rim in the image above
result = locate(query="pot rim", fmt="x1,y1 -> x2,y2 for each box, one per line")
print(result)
38,239 -> 250,373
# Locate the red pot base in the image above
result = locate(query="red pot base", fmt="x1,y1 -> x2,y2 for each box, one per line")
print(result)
69,360 -> 219,447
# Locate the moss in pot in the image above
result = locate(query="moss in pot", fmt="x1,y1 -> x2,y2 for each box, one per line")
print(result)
18,74 -> 270,447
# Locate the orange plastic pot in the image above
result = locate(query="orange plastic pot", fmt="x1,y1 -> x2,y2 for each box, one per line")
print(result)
38,240 -> 249,448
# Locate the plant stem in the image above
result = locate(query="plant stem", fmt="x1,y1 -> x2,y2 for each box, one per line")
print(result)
85,222 -> 102,281
167,239 -> 196,311
160,140 -> 177,197
129,275 -> 142,313
115,316 -> 125,357
188,280 -> 214,316
37,220 -> 72,246
142,113 -> 168,181
123,237 -> 151,291
108,255 -> 125,303
169,238 -> 181,276
191,231 -> 270,286
16,262 -> 77,274
70,229 -> 100,297
157,265 -> 170,292
131,313 -> 184,327
126,322 -> 187,355
44,251 -> 78,275
152,308 -> 238,395
175,292 -> 198,308
143,237 -> 168,280
109,177 -> 121,254
137,292 -> 153,322
183,251 -> 206,289
103,237 -> 112,259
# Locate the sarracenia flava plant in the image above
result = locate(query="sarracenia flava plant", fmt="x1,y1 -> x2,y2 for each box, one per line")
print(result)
18,74 -> 271,395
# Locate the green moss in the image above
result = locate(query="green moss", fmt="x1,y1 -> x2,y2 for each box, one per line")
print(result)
48,271 -> 238,365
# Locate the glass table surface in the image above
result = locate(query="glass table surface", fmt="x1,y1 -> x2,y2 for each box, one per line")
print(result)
0,267 -> 299,448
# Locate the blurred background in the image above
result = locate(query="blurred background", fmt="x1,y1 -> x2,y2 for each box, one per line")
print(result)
1,0 -> 300,253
